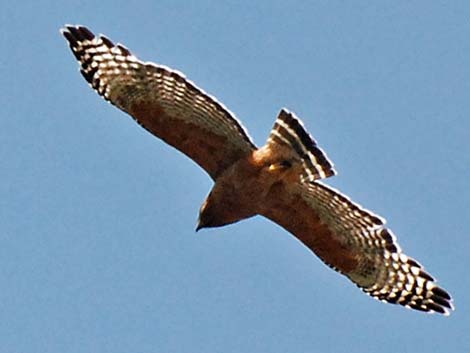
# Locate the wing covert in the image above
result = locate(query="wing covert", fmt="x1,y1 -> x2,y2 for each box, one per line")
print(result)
62,25 -> 256,179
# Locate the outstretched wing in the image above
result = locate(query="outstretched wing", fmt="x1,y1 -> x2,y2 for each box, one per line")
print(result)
261,181 -> 453,315
62,25 -> 256,179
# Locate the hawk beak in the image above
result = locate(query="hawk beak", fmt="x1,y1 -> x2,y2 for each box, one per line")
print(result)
195,219 -> 203,232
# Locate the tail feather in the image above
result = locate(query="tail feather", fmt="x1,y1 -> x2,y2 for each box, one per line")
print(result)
268,109 -> 336,181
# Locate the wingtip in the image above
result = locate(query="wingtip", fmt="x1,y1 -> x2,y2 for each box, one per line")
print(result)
60,24 -> 74,37
60,24 -> 96,42
61,24 -> 79,35
61,23 -> 74,32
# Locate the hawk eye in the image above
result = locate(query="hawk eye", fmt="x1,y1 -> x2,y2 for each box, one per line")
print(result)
280,160 -> 292,168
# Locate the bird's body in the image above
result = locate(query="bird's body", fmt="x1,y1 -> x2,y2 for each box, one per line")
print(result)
198,144 -> 308,229
62,25 -> 453,315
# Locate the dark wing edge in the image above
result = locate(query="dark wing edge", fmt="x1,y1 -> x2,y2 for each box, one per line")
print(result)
261,180 -> 453,315
61,25 -> 256,179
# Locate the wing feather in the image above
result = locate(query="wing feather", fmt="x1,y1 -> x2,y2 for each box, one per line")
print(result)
62,25 -> 256,179
261,181 -> 453,315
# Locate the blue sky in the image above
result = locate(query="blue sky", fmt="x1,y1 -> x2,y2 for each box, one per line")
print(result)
1,1 -> 469,352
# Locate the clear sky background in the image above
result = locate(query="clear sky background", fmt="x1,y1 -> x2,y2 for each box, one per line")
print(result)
1,1 -> 469,352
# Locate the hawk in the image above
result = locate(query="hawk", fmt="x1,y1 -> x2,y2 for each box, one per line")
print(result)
62,25 -> 453,315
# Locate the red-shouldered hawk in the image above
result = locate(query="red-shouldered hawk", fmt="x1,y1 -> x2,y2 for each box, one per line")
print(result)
62,25 -> 453,315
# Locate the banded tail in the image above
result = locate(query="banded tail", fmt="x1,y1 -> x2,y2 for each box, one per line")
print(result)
267,109 -> 336,182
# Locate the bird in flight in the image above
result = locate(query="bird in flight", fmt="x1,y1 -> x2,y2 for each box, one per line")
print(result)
62,25 -> 453,315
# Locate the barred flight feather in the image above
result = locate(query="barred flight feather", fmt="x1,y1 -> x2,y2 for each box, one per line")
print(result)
61,25 -> 256,179
302,181 -> 453,315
